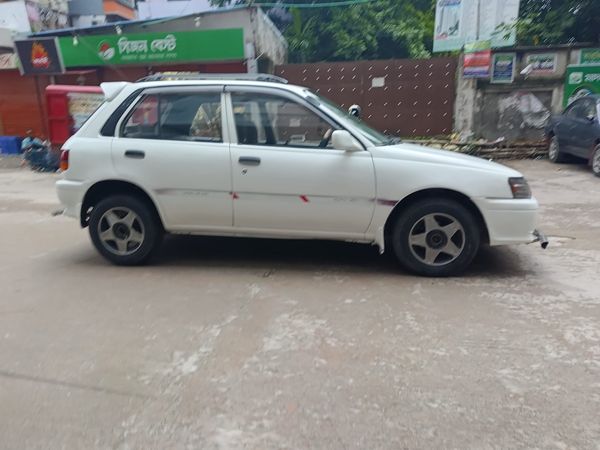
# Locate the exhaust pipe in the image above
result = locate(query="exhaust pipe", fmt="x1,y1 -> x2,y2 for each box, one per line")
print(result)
533,229 -> 549,249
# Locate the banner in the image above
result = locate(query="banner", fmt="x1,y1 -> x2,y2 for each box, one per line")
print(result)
580,48 -> 600,65
564,65 -> 600,106
433,0 -> 520,52
526,53 -> 557,75
463,40 -> 491,78
14,37 -> 65,75
491,53 -> 515,84
434,0 -> 464,52
58,28 -> 244,67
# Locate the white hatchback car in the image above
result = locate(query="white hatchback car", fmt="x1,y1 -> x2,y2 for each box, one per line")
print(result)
57,74 -> 544,276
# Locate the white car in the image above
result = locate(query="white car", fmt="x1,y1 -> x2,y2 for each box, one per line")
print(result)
56,74 -> 544,276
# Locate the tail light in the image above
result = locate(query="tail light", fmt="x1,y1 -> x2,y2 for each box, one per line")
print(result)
60,149 -> 69,171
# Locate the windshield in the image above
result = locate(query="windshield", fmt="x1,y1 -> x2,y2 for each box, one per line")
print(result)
305,90 -> 395,146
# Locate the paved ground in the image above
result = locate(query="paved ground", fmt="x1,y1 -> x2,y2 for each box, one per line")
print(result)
0,158 -> 599,449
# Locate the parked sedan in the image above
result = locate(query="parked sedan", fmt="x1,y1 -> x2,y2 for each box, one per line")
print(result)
545,94 -> 600,177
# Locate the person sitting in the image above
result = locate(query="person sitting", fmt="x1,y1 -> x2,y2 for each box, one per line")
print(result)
21,130 -> 56,171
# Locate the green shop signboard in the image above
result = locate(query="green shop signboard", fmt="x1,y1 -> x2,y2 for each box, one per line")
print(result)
564,64 -> 600,106
580,48 -> 600,65
58,28 -> 244,67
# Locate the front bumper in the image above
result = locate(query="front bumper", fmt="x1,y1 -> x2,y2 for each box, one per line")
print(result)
56,179 -> 86,219
473,197 -> 540,246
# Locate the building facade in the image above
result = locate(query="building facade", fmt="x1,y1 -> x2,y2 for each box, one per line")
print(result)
68,0 -> 137,27
0,6 -> 287,137
137,0 -> 212,19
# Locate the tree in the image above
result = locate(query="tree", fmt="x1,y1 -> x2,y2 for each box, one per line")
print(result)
514,0 -> 600,45
208,0 -> 436,62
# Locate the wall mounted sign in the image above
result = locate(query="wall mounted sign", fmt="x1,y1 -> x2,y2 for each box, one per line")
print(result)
58,28 -> 245,67
14,37 -> 65,75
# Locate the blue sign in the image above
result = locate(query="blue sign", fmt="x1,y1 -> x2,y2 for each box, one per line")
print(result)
491,53 -> 516,84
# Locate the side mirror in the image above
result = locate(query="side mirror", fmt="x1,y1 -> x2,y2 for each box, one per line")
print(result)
331,130 -> 363,152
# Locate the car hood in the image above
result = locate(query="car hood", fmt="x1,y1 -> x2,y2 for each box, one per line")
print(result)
373,142 -> 522,177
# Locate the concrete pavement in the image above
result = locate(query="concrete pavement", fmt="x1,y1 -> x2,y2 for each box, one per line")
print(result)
0,160 -> 599,449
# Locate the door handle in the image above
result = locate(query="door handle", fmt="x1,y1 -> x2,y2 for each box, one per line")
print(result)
238,156 -> 261,166
125,150 -> 145,159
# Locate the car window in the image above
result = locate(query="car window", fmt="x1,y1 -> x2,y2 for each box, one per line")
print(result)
231,92 -> 336,148
123,94 -> 159,139
581,99 -> 598,119
566,99 -> 596,120
122,92 -> 222,142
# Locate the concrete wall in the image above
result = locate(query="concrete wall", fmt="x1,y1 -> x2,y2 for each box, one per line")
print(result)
455,46 -> 583,142
136,0 -> 212,19
0,1 -> 31,33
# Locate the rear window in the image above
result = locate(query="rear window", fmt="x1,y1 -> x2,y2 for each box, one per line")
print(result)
120,92 -> 222,142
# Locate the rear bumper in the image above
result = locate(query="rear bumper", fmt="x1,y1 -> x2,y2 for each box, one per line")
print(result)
56,179 -> 86,219
474,197 -> 539,246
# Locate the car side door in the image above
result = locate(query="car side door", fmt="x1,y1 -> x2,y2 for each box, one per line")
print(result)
571,98 -> 600,158
111,86 -> 233,231
224,87 -> 376,237
556,100 -> 583,155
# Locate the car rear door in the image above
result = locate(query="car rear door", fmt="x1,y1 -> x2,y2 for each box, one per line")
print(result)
224,87 -> 376,236
111,86 -> 233,231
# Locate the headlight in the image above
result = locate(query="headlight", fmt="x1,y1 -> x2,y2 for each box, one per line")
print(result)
508,177 -> 532,199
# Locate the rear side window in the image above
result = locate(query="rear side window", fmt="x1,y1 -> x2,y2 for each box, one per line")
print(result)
121,92 -> 222,142
101,89 -> 142,137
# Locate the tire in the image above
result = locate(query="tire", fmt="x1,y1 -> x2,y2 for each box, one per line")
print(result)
592,144 -> 600,178
391,199 -> 481,277
548,135 -> 567,163
88,195 -> 163,265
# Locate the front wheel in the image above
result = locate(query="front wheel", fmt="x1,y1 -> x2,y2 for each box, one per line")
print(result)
548,135 -> 567,163
391,199 -> 481,277
592,144 -> 600,178
88,195 -> 163,265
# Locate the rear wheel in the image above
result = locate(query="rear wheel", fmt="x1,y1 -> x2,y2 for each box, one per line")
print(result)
592,144 -> 600,178
89,195 -> 162,265
391,199 -> 481,277
548,135 -> 567,163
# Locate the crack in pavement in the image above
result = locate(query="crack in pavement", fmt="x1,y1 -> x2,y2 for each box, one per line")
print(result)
0,369 -> 153,400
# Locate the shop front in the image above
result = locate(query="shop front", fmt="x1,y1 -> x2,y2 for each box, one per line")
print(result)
0,6 -> 287,138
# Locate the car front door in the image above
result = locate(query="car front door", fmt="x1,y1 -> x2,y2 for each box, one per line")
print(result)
570,98 -> 600,158
224,88 -> 376,237
557,101 -> 582,155
112,87 -> 233,231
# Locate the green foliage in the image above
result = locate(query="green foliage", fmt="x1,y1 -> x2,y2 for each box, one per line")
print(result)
208,0 -> 436,62
515,0 -> 600,45
207,0 -> 599,63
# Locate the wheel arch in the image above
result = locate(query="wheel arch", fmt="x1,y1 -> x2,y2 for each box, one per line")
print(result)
80,179 -> 164,229
382,188 -> 490,250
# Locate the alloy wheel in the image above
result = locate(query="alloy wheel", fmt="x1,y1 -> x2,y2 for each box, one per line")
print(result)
408,213 -> 465,266
97,207 -> 145,256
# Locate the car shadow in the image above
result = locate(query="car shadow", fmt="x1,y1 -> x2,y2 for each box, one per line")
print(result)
109,234 -> 534,279
155,234 -> 396,275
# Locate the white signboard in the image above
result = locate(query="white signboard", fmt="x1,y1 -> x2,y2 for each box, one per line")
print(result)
434,0 -> 520,52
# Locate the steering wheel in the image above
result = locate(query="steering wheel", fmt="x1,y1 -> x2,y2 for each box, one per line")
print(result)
318,128 -> 333,148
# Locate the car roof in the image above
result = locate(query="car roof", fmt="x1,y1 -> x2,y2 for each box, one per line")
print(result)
116,79 -> 309,99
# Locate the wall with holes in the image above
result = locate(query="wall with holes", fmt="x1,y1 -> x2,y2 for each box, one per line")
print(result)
275,57 -> 457,137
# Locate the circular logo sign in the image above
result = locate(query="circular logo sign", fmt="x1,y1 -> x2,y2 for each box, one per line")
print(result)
98,41 -> 115,61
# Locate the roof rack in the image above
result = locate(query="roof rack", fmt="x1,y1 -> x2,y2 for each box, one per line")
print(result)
136,72 -> 288,84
